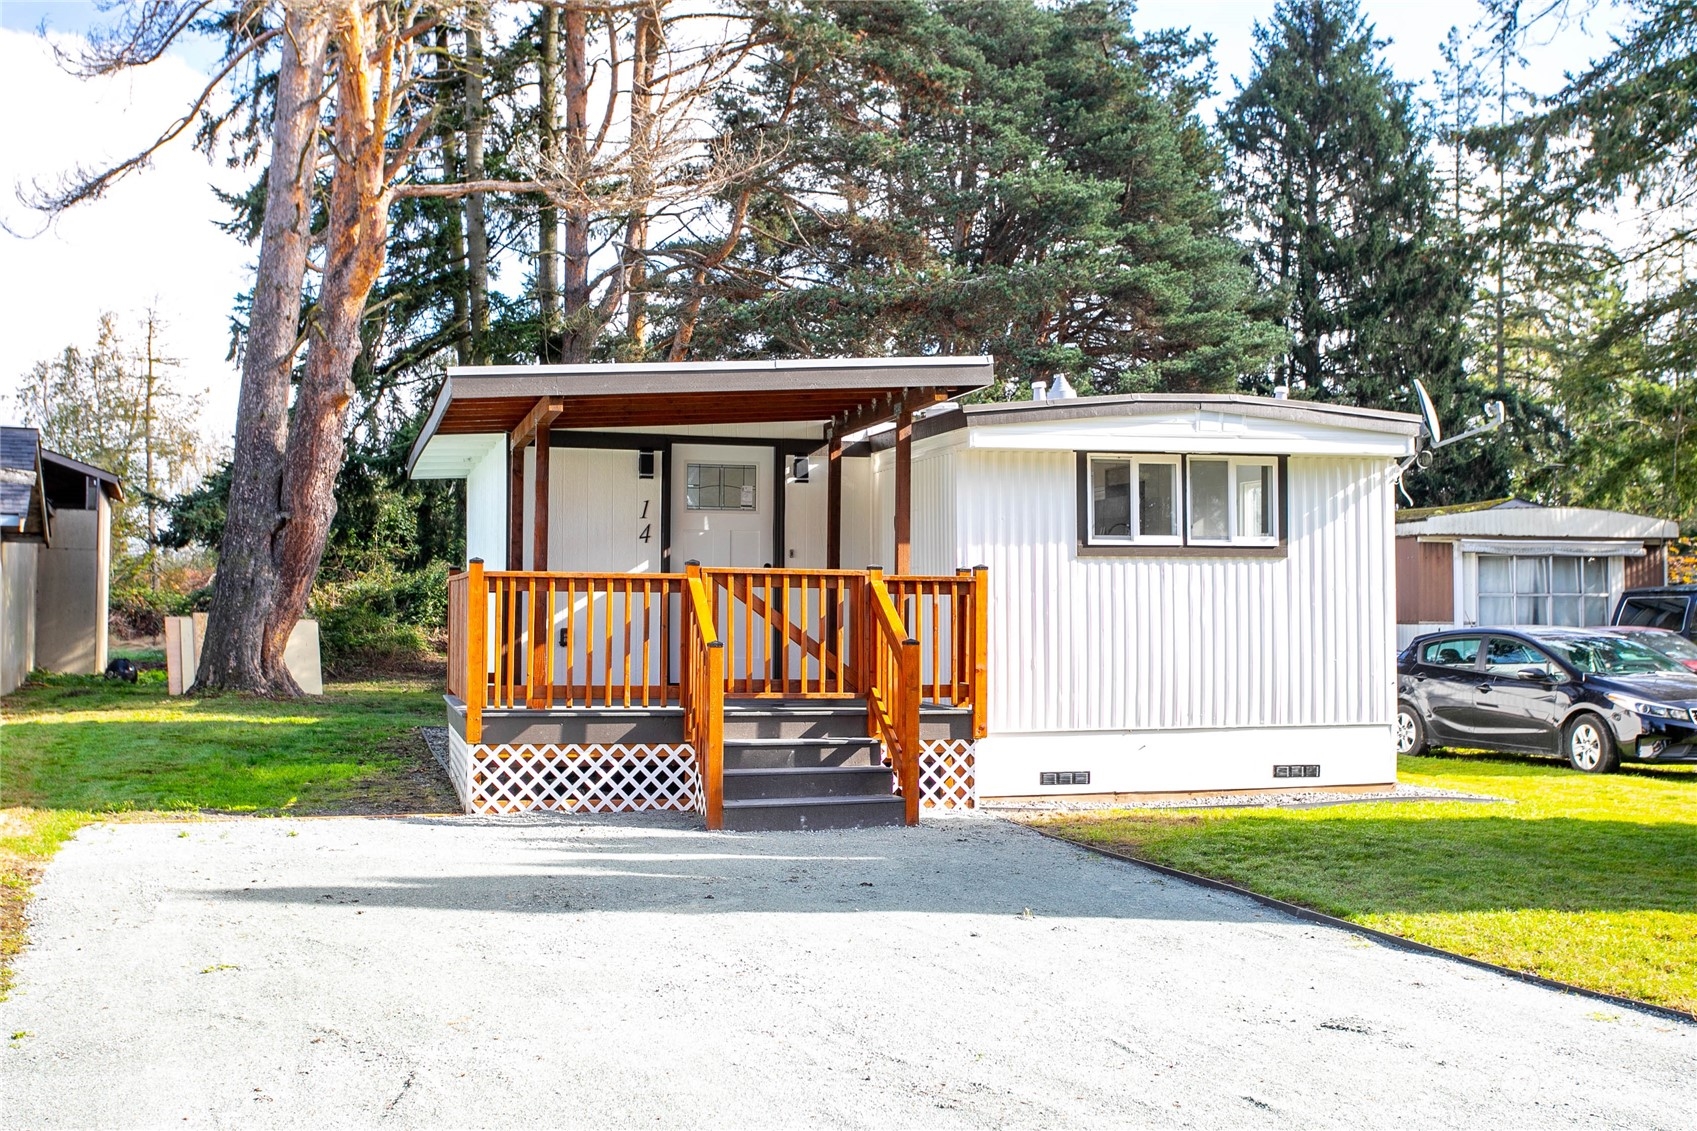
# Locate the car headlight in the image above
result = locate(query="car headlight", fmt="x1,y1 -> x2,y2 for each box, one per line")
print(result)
1605,693 -> 1693,722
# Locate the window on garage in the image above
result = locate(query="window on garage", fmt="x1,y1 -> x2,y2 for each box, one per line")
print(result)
1477,554 -> 1609,626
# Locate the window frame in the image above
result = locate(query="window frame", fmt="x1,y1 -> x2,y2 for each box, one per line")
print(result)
1476,552 -> 1610,627
684,461 -> 759,512
1076,452 -> 1288,558
1084,454 -> 1183,547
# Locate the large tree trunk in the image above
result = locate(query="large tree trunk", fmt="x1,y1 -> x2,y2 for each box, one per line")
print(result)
196,7 -> 327,692
560,1 -> 591,362
465,11 -> 490,363
263,1 -> 393,687
537,4 -> 561,362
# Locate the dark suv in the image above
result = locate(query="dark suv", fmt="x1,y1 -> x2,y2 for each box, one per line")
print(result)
1396,627 -> 1697,772
1614,586 -> 1697,642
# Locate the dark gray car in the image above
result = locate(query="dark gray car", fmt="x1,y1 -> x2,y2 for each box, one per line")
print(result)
1396,627 -> 1697,772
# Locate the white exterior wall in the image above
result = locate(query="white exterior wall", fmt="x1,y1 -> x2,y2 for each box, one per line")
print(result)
0,539 -> 38,694
465,437 -> 508,569
955,448 -> 1399,797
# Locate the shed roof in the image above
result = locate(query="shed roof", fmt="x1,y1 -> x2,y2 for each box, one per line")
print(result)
0,426 -> 38,525
1395,499 -> 1677,541
41,448 -> 125,502
407,356 -> 995,477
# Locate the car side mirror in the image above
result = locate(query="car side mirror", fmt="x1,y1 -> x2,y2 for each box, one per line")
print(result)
1516,667 -> 1551,682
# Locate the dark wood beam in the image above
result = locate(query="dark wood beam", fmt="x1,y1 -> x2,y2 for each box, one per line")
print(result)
893,404 -> 913,575
509,396 -> 563,452
826,432 -> 842,570
836,387 -> 947,441
507,444 -> 524,569
532,435 -> 550,571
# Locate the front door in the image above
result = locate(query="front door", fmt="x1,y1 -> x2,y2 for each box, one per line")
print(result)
671,444 -> 774,568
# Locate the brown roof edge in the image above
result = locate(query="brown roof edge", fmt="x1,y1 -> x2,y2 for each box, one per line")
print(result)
39,448 -> 124,502
407,356 -> 995,475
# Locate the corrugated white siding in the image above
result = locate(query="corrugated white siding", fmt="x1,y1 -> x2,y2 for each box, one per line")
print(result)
853,446 -> 958,573
465,438 -> 508,569
955,450 -> 1397,734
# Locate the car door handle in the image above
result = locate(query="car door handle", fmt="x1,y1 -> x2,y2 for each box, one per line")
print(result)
1477,684 -> 1494,693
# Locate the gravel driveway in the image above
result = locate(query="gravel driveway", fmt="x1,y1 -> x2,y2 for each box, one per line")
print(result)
2,814 -> 1692,1128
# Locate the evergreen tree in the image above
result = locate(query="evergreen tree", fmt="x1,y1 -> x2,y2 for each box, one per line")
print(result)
667,0 -> 1282,393
1220,0 -> 1534,505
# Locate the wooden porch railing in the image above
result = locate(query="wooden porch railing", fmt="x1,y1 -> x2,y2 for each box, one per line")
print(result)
863,568 -> 921,825
681,563 -> 726,829
706,568 -> 863,698
444,560 -> 990,822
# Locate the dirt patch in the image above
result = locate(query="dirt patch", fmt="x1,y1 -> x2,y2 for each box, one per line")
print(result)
291,728 -> 460,816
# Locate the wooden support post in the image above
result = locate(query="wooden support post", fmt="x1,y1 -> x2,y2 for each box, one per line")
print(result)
507,445 -> 524,570
899,636 -> 921,826
971,564 -> 989,739
893,405 -> 913,574
466,558 -> 486,744
532,438 -> 550,571
826,432 -> 842,570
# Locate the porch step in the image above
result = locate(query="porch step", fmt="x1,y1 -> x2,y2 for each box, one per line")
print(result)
722,737 -> 883,770
721,793 -> 906,832
723,765 -> 896,801
722,702 -> 869,741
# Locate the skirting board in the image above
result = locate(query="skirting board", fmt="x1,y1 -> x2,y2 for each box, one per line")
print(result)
974,723 -> 1395,799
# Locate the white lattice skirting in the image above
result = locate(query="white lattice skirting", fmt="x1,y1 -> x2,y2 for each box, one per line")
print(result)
920,739 -> 977,811
450,742 -> 704,815
442,735 -> 973,816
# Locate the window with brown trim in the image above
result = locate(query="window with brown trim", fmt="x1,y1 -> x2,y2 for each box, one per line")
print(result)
1077,453 -> 1288,556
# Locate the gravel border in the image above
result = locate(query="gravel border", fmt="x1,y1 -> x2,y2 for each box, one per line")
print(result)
984,782 -> 1504,813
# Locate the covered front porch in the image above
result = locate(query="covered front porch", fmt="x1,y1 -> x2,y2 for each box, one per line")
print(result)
409,358 -> 995,828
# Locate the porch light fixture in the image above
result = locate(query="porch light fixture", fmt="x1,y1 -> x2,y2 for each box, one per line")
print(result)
792,455 -> 810,483
638,449 -> 656,479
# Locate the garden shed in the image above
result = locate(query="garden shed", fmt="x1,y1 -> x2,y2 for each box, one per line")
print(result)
0,426 -> 123,694
1394,499 -> 1678,647
408,358 -> 1421,825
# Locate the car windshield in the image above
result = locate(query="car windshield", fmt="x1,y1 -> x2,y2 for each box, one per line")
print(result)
1542,634 -> 1685,675
1630,631 -> 1697,662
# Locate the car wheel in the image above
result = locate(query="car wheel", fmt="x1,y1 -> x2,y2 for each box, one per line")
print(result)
1395,701 -> 1428,757
1564,713 -> 1619,774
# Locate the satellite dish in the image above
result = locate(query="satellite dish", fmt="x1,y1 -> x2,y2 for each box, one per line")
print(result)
1413,379 -> 1442,446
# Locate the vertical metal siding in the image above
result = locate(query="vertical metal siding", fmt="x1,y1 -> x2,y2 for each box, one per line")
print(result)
955,450 -> 1397,733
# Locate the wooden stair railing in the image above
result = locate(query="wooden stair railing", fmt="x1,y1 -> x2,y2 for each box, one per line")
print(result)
864,568 -> 922,826
682,562 -> 727,830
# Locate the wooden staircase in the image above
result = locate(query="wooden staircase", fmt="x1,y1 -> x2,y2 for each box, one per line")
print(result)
719,703 -> 904,831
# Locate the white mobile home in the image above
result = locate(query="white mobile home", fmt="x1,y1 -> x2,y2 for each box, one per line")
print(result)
407,358 -> 1420,827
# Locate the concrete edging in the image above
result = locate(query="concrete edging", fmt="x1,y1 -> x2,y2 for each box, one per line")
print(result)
1027,825 -> 1697,1028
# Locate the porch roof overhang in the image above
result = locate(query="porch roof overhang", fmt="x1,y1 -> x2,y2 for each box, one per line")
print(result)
406,356 -> 994,478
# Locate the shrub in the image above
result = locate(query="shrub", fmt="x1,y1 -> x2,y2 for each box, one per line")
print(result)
308,561 -> 453,673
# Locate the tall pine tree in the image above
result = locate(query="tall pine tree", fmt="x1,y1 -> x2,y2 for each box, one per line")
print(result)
1220,0 -> 1520,504
667,0 -> 1282,394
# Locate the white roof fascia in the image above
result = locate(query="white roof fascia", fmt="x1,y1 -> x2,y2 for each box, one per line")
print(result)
962,411 -> 1416,458
1396,506 -> 1678,540
410,432 -> 504,480
1452,538 -> 1650,557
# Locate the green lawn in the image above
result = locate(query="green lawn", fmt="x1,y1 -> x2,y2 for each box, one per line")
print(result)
0,672 -> 452,996
1034,752 -> 1697,1018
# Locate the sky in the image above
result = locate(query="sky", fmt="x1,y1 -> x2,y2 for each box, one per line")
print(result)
0,0 -> 1632,447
